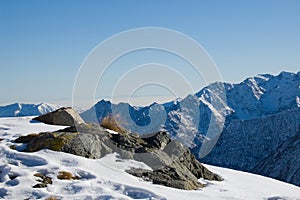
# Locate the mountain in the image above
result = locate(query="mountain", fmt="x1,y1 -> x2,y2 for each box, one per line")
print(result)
1,116 -> 300,199
0,103 -> 59,117
253,128 -> 300,186
81,71 -> 300,185
201,108 -> 300,179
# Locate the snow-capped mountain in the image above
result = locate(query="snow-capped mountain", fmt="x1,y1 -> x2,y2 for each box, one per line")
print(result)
81,71 -> 300,186
0,103 -> 59,117
81,71 -> 300,151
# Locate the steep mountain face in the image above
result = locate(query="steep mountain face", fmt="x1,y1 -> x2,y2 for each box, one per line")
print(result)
81,71 -> 300,185
0,103 -> 59,117
253,129 -> 300,186
201,108 -> 300,172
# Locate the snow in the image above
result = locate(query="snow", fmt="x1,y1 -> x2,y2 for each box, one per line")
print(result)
1,117 -> 300,199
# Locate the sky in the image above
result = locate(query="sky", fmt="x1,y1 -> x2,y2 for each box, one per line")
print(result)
0,0 -> 299,108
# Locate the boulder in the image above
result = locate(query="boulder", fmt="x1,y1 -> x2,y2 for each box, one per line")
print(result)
33,107 -> 85,126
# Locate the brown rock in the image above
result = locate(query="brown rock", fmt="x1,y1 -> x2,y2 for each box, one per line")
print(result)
33,107 -> 85,126
57,171 -> 80,180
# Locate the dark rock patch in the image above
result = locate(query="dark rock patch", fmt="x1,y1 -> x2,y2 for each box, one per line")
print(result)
15,133 -> 39,143
33,173 -> 52,188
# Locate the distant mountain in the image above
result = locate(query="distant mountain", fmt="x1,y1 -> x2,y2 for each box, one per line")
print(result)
81,71 -> 300,186
0,103 -> 59,117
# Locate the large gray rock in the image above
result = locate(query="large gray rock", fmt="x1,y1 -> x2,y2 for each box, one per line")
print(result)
33,107 -> 85,126
128,139 -> 222,190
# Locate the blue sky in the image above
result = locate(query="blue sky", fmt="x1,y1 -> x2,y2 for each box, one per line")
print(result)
0,0 -> 299,108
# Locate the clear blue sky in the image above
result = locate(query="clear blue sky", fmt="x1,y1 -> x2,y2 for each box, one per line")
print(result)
0,0 -> 299,108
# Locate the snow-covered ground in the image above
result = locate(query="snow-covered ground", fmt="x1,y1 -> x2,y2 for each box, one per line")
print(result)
1,117 -> 300,200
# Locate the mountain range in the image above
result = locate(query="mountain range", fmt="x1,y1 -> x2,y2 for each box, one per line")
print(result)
0,103 -> 59,117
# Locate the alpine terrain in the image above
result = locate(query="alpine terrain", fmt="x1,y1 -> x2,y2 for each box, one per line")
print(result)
81,71 -> 300,186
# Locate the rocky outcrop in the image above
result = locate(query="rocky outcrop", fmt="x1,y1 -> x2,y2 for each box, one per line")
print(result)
33,107 -> 85,126
15,123 -> 222,190
127,140 -> 222,190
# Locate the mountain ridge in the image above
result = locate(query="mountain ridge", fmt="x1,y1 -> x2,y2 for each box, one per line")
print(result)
0,103 -> 59,117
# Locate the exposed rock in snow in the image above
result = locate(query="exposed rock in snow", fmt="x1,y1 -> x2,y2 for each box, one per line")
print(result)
33,107 -> 85,126
15,121 -> 222,190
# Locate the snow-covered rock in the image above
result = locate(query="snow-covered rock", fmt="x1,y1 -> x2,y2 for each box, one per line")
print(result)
0,103 -> 59,117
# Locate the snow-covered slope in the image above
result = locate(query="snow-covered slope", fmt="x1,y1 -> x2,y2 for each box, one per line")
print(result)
0,103 -> 59,117
1,117 -> 300,199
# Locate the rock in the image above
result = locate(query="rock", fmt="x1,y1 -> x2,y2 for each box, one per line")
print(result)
129,139 -> 222,190
15,124 -> 222,190
32,183 -> 48,188
9,145 -> 17,150
57,171 -> 80,180
8,172 -> 19,180
15,133 -> 38,143
33,107 -> 85,126
126,168 -> 204,190
24,132 -> 77,152
141,131 -> 171,149
33,173 -> 52,188
62,133 -> 113,159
